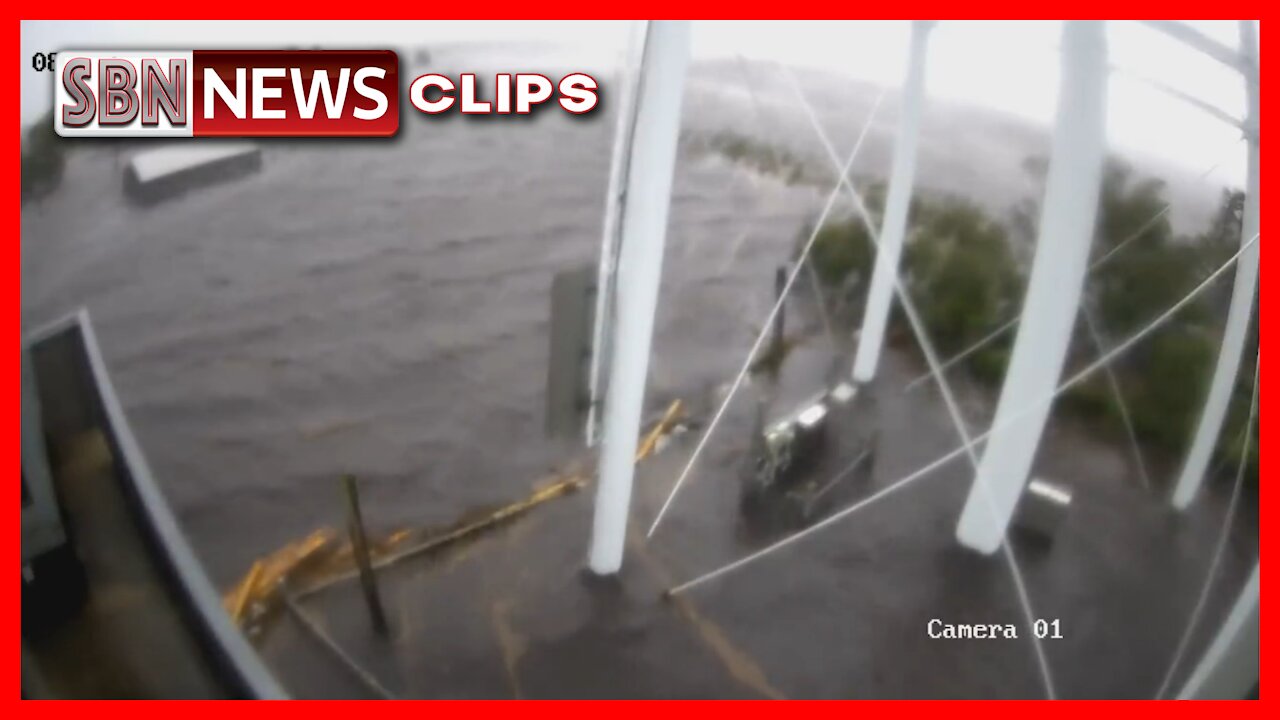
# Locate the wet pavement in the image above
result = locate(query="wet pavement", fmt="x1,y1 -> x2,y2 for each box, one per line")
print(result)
256,343 -> 1258,699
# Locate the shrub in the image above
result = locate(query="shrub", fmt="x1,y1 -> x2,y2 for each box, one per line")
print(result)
968,345 -> 1012,388
803,216 -> 874,287
1128,329 -> 1216,451
767,142 -> 1255,482
1058,377 -> 1117,426
903,198 -> 1020,356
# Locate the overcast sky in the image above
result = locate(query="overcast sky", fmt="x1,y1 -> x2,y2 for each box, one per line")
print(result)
21,20 -> 1253,184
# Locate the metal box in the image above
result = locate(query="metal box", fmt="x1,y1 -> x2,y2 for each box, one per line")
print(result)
1013,478 -> 1072,541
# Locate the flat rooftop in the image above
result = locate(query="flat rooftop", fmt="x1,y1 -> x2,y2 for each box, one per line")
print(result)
129,143 -> 259,185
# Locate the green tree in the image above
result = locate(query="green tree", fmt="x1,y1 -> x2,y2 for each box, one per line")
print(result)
794,182 -> 886,290
1191,188 -> 1245,318
1127,329 -> 1217,451
904,198 -> 1020,357
1089,162 -> 1200,338
805,216 -> 874,287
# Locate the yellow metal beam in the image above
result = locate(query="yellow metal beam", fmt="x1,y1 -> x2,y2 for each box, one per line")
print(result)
224,397 -> 687,632
224,560 -> 264,622
636,399 -> 684,462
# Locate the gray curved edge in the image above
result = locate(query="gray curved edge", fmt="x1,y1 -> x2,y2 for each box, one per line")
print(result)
27,308 -> 288,699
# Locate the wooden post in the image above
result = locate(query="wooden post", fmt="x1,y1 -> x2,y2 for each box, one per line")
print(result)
341,474 -> 388,635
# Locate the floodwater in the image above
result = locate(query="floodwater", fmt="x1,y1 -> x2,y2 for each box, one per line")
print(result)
20,58 -> 1256,698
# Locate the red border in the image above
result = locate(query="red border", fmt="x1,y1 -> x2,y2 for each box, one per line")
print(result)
12,10 -> 1269,707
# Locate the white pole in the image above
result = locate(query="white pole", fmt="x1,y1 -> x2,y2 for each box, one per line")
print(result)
851,21 -> 933,383
1176,562 -> 1259,699
585,21 -> 647,447
1172,20 -> 1259,510
956,21 -> 1108,554
587,21 -> 690,575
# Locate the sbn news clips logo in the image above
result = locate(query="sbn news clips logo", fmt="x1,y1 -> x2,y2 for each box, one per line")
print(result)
53,50 -> 601,138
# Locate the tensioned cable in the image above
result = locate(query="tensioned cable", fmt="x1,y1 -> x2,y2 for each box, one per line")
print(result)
672,54 -> 809,341
1111,63 -> 1243,132
658,39 -> 1251,699
725,52 -> 842,352
805,259 -> 840,353
667,233 -> 1256,598
1153,356 -> 1259,699
681,117 -> 762,262
902,315 -> 1022,392
646,92 -> 885,539
282,591 -> 397,699
716,58 -> 775,274
1205,409 -> 1254,485
903,140 -> 1241,392
713,53 -> 805,278
653,48 -> 1247,696
777,63 -> 1056,698
1082,304 -> 1153,490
